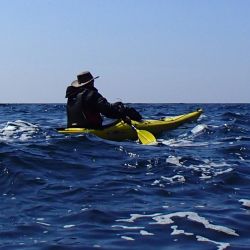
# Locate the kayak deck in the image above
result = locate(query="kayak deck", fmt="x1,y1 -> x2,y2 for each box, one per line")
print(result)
57,108 -> 203,141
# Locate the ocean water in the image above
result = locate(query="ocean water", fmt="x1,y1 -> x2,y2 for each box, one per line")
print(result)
0,103 -> 249,250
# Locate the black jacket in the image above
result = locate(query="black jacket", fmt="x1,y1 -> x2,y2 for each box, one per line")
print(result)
66,85 -> 142,128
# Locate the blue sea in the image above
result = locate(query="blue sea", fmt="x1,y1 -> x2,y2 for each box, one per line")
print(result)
0,103 -> 249,250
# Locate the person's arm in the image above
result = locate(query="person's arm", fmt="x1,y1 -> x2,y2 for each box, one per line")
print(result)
96,96 -> 125,119
90,90 -> 142,121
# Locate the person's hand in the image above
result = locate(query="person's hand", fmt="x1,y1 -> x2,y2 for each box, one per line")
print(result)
113,102 -> 125,112
123,116 -> 132,125
125,107 -> 142,121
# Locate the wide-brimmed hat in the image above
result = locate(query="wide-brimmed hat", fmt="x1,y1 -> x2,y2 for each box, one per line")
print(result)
71,71 -> 99,87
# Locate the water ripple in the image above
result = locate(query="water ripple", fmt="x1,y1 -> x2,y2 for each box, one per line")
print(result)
0,104 -> 249,249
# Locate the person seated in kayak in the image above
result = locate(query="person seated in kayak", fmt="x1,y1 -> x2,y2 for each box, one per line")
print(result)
65,71 -> 142,128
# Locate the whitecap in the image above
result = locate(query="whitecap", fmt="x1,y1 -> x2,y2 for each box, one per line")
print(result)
0,120 -> 39,142
176,159 -> 234,181
191,124 -> 208,135
116,213 -> 161,223
36,218 -> 44,221
166,156 -> 182,166
214,168 -> 233,176
112,225 -> 144,230
121,236 -> 135,241
161,139 -> 209,147
161,175 -> 186,183
170,225 -> 193,236
36,222 -> 51,227
93,245 -> 101,248
151,180 -> 161,186
239,199 -> 250,208
151,212 -> 239,236
140,230 -> 154,236
196,235 -> 230,250
63,224 -> 75,229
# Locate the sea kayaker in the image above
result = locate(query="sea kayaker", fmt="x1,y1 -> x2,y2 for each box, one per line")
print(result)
65,71 -> 142,128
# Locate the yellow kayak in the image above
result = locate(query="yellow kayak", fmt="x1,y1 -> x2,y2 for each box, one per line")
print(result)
57,109 -> 203,141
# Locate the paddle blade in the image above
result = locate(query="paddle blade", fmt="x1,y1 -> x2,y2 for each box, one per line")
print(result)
137,129 -> 157,145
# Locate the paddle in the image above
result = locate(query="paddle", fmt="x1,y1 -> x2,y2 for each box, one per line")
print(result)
123,117 -> 157,145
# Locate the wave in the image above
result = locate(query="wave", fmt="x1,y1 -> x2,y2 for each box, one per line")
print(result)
0,104 -> 250,249
115,211 -> 238,249
0,120 -> 44,142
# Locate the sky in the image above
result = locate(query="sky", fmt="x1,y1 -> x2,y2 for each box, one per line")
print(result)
0,0 -> 249,103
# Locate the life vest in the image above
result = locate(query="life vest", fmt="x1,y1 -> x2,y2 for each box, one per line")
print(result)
67,91 -> 102,128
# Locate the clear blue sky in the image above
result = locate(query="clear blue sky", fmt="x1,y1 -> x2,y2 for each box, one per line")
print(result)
0,0 -> 249,103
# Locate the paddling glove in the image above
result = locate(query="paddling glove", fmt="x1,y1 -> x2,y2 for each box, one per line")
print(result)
124,107 -> 142,121
111,102 -> 142,121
